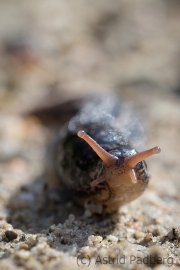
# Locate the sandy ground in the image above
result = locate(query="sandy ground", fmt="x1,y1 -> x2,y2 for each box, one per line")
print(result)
0,0 -> 180,269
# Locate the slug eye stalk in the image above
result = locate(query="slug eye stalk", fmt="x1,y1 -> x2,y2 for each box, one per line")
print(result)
78,130 -> 161,185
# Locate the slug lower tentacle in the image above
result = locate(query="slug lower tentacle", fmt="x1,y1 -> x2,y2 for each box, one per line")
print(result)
54,96 -> 161,214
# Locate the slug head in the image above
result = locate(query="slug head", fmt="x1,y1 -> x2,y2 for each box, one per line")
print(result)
78,130 -> 161,187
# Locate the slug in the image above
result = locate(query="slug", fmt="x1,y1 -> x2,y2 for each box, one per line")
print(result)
53,96 -> 161,214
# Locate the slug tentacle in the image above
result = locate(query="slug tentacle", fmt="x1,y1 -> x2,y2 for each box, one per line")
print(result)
129,169 -> 137,184
90,174 -> 107,187
124,146 -> 161,169
77,130 -> 118,167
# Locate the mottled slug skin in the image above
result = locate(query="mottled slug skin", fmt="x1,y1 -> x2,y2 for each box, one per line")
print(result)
54,96 -> 150,214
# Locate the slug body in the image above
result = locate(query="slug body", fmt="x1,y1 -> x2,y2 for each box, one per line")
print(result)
54,96 -> 160,214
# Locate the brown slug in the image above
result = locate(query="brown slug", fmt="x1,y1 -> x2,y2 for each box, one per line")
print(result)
53,96 -> 161,214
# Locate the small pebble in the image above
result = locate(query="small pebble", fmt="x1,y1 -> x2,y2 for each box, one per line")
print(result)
144,233 -> 153,241
106,235 -> 118,243
5,230 -> 18,241
134,231 -> 145,240
167,231 -> 174,240
20,243 -> 29,250
26,234 -> 37,245
88,235 -> 95,241
68,214 -> 75,223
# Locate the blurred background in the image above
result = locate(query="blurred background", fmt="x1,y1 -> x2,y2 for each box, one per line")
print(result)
0,0 -> 180,110
0,0 -> 180,233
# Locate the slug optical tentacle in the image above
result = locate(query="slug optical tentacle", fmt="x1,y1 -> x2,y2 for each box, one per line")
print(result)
78,130 -> 118,168
124,146 -> 161,169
